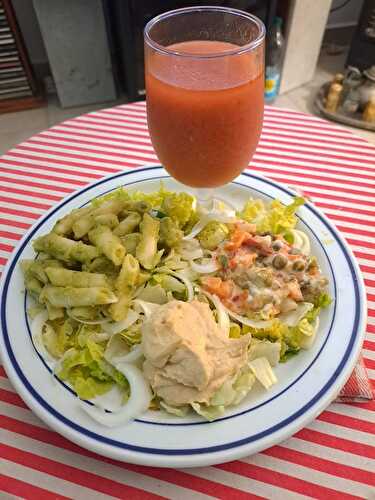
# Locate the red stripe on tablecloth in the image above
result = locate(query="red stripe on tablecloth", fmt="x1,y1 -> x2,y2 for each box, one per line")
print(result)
0,443 -> 165,500
0,257 -> 7,266
0,230 -> 21,241
364,358 -> 375,371
364,278 -> 375,289
364,339 -> 375,351
259,135 -> 375,156
216,461 -> 361,500
263,445 -> 375,486
7,150 -> 135,174
296,428 -> 375,459
0,157 -> 101,181
0,195 -> 51,211
286,190 -> 374,209
1,184 -> 63,202
0,175 -> 76,193
0,415 -> 263,500
257,143 -> 375,166
0,366 -> 7,377
15,143 -> 157,166
253,158 -> 375,182
0,206 -> 40,220
368,309 -> 375,318
0,473 -> 70,500
317,411 -> 374,434
315,202 -> 375,218
0,218 -> 30,230
0,242 -> 14,253
354,251 -> 375,262
347,239 -> 375,252
0,388 -> 27,409
46,126 -> 154,149
349,400 -> 375,411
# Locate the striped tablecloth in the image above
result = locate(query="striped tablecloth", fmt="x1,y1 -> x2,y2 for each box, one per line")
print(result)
0,102 -> 374,499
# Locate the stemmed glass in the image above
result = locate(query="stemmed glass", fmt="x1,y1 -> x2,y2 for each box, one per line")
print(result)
144,6 -> 265,206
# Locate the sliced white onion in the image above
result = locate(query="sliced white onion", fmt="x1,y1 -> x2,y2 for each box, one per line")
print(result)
278,302 -> 314,327
66,308 -> 111,325
190,258 -> 219,274
133,299 -> 160,318
31,310 -> 55,363
80,363 -> 152,427
104,335 -> 143,365
201,290 -> 230,336
91,385 -> 124,412
183,218 -> 207,240
177,240 -> 204,260
102,309 -> 139,335
165,270 -> 194,301
291,229 -> 311,256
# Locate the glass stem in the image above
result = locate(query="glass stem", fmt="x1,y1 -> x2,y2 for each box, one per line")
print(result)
194,188 -> 214,210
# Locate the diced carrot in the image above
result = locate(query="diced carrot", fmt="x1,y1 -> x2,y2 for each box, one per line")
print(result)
224,229 -> 251,251
288,281 -> 303,301
201,276 -> 234,299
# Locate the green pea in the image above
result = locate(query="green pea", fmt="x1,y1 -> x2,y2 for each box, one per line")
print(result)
272,254 -> 287,269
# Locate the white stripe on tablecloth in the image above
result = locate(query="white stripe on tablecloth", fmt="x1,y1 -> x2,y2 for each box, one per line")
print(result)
33,132 -> 156,152
242,453 -> 374,499
18,141 -> 159,163
363,353 -> 375,370
183,466 -> 311,500
255,148 -> 375,170
281,436 -> 374,473
1,458 -> 116,500
0,428 -> 215,500
307,419 -> 373,445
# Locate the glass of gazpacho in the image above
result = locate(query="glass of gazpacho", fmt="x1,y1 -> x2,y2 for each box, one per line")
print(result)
144,6 -> 265,194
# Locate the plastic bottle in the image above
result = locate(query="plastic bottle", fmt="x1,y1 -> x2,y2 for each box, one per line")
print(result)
265,17 -> 284,103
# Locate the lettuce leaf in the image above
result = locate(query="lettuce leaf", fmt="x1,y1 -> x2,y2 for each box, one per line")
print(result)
162,192 -> 195,228
239,197 -> 304,235
190,366 -> 256,421
57,339 -> 128,400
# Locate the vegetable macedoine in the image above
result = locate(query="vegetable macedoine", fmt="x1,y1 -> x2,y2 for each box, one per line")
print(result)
21,185 -> 331,424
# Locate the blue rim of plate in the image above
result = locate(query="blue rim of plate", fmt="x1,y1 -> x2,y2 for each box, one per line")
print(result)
0,167 -> 363,456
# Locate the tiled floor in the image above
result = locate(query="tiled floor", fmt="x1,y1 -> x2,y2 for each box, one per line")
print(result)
0,51 -> 374,156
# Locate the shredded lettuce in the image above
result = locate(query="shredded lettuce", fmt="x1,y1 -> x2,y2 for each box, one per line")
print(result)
160,401 -> 190,417
248,339 -> 281,366
190,365 -> 256,421
239,196 -> 304,235
197,221 -> 229,250
248,357 -> 277,389
162,192 -> 195,228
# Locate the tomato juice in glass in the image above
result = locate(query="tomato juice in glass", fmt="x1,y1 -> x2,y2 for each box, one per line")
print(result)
144,8 -> 265,189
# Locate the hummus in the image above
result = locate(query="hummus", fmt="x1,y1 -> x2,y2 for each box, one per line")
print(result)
141,300 -> 251,406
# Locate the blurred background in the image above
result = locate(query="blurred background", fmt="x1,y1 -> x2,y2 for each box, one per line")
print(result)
0,0 -> 374,152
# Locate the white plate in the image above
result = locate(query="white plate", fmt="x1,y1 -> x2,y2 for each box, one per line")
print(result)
0,166 -> 366,468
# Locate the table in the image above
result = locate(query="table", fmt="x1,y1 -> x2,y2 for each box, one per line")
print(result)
0,102 -> 374,499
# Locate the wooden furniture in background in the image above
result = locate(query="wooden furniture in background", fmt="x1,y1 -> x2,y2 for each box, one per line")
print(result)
0,0 -> 44,113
